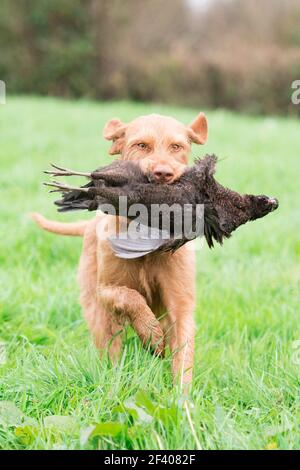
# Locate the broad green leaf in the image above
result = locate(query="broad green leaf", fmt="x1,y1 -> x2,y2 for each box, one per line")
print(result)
135,390 -> 156,414
80,425 -> 96,446
15,425 -> 38,446
43,415 -> 77,434
80,422 -> 126,445
112,404 -> 139,421
134,391 -> 178,425
91,422 -> 126,437
113,400 -> 153,424
0,401 -> 36,428
154,405 -> 178,425
124,399 -> 153,423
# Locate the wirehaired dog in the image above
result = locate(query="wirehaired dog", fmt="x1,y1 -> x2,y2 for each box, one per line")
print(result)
32,112 -> 208,386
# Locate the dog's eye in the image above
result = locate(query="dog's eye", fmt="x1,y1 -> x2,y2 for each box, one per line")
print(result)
137,142 -> 148,150
170,144 -> 182,152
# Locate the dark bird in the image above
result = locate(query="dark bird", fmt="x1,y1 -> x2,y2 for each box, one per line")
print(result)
44,155 -> 279,258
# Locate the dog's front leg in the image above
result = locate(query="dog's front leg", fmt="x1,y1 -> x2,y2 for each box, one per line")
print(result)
78,216 -> 124,362
98,285 -> 165,356
92,308 -> 124,362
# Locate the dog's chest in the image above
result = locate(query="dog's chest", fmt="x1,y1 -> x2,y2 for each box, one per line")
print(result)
134,262 -> 165,315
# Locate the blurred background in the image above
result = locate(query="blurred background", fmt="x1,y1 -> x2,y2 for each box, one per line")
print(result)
1,0 -> 300,115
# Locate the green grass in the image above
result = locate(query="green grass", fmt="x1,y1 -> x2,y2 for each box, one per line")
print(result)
0,96 -> 300,450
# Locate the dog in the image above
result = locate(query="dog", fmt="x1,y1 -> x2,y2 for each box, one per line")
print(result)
32,112 -> 208,387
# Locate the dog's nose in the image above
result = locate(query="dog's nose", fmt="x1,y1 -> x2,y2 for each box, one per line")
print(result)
153,164 -> 174,183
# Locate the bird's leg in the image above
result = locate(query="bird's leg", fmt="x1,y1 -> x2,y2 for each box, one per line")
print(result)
91,171 -> 129,186
44,163 -> 92,178
43,181 -> 90,193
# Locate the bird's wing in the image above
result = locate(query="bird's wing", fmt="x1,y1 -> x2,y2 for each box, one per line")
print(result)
108,224 -> 170,259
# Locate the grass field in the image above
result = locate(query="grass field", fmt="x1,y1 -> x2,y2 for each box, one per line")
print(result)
0,96 -> 299,450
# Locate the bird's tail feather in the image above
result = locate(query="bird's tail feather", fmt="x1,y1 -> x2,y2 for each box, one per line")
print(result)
55,199 -> 92,212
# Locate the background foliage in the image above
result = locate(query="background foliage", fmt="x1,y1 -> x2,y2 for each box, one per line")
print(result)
1,0 -> 300,114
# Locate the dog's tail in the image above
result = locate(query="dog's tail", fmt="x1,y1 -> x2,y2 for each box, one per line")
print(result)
30,212 -> 88,237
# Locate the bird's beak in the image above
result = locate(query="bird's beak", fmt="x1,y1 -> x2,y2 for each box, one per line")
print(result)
269,197 -> 279,211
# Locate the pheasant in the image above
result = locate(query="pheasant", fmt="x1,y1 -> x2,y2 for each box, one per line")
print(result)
44,155 -> 278,258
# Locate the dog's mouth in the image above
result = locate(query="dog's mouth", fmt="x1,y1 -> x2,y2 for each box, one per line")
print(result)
147,169 -> 187,185
146,172 -> 174,184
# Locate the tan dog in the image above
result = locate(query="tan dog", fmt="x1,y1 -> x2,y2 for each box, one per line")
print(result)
32,112 -> 208,387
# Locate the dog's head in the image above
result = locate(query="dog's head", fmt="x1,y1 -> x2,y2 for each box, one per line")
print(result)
103,112 -> 208,184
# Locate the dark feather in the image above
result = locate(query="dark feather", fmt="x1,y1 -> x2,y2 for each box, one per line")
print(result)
47,155 -> 279,258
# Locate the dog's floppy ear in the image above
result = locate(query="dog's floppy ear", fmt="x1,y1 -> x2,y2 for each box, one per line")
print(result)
103,118 -> 127,155
188,112 -> 208,145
